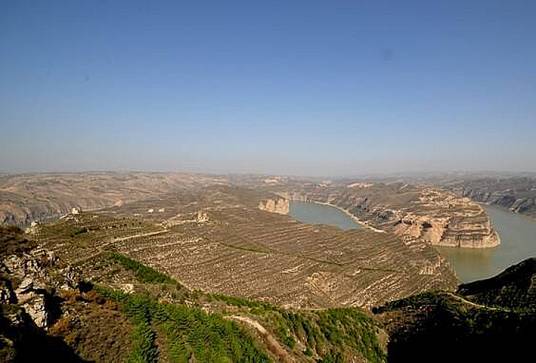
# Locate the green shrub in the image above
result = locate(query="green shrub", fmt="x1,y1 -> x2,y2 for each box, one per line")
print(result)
99,287 -> 269,362
128,319 -> 158,363
70,227 -> 88,237
208,293 -> 274,311
267,308 -> 385,363
109,253 -> 175,284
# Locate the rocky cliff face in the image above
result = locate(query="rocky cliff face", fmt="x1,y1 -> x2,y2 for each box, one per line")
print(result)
0,226 -> 134,362
443,177 -> 536,219
277,182 -> 499,248
0,232 -> 81,329
258,197 -> 290,215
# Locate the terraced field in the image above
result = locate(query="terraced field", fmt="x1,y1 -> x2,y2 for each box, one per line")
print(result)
9,174 -> 527,362
35,186 -> 457,309
0,172 -> 226,226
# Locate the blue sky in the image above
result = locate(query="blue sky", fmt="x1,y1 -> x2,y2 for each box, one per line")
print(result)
1,0 -> 535,176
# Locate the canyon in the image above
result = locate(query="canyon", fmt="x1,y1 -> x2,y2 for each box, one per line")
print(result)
442,176 -> 536,219
1,206 -> 534,362
3,172 -> 531,362
1,173 -> 500,249
252,179 -> 499,249
29,186 -> 456,310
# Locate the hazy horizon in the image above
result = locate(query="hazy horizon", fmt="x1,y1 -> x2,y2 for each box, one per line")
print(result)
3,168 -> 536,181
2,1 -> 535,176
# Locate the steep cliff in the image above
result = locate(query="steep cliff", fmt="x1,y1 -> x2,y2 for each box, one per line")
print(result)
444,177 -> 536,219
277,182 -> 499,248
258,197 -> 290,215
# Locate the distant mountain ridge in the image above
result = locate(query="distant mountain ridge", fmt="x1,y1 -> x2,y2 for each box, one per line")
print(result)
1,173 -> 501,250
0,172 -> 226,226
437,176 -> 536,219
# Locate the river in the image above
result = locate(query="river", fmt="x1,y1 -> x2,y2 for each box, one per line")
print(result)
437,205 -> 536,282
289,201 -> 536,283
289,201 -> 361,230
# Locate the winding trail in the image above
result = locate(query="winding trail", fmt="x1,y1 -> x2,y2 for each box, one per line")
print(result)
446,292 -> 505,311
228,315 -> 294,362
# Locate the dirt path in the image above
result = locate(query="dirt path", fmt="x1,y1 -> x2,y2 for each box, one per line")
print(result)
446,292 -> 505,311
228,315 -> 294,362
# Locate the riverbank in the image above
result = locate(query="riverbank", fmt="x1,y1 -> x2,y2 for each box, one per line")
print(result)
291,200 -> 386,233
438,204 -> 536,282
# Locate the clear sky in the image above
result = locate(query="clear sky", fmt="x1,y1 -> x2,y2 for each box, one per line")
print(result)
1,0 -> 535,176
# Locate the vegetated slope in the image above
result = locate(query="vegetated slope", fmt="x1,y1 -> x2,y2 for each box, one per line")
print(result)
443,176 -> 536,218
0,226 -> 387,362
0,225 -> 36,256
374,258 -> 536,363
33,186 -> 457,310
457,257 -> 536,310
3,207 -> 535,362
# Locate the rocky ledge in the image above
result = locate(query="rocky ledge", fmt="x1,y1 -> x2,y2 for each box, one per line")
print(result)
272,182 -> 499,248
443,176 -> 536,219
0,226 -> 81,330
258,197 -> 290,214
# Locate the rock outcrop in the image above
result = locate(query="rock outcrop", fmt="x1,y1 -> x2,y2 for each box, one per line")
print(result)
1,228 -> 81,329
195,210 -> 209,222
258,197 -> 290,215
275,182 -> 499,248
442,176 -> 536,219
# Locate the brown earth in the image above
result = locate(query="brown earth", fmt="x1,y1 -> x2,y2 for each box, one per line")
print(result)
34,185 -> 457,309
252,178 -> 500,248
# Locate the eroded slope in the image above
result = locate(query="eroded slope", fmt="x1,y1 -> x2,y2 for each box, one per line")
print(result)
34,186 -> 457,309
259,179 -> 499,248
